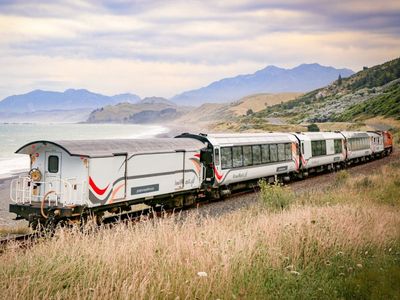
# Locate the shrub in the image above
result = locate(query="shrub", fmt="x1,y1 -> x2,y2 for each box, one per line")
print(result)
334,170 -> 349,187
258,179 -> 293,211
307,123 -> 320,132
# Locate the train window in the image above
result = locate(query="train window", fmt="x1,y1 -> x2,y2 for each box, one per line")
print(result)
261,144 -> 270,163
232,146 -> 243,168
221,147 -> 232,169
270,144 -> 278,162
214,148 -> 220,166
334,139 -> 342,154
243,146 -> 252,166
48,155 -> 59,173
252,145 -> 261,165
278,144 -> 285,161
311,140 -> 327,156
285,143 -> 292,161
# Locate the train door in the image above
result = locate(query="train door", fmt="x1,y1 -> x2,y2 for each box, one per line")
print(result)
175,150 -> 185,189
44,152 -> 62,198
200,148 -> 214,184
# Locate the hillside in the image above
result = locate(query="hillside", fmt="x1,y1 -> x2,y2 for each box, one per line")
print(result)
171,64 -> 353,106
87,97 -> 190,124
252,57 -> 400,123
172,92 -> 301,126
0,89 -> 141,113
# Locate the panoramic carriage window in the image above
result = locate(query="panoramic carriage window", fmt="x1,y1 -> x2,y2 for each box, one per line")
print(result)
214,148 -> 220,166
221,147 -> 232,169
252,145 -> 261,165
261,144 -> 270,163
243,146 -> 252,166
334,139 -> 342,154
270,144 -> 278,162
48,155 -> 59,173
311,140 -> 327,156
277,144 -> 286,161
285,143 -> 292,161
232,146 -> 243,168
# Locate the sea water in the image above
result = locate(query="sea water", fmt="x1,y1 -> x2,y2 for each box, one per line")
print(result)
0,123 -> 168,178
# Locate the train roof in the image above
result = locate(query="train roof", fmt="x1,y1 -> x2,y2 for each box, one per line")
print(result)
339,131 -> 370,138
16,138 -> 205,158
293,131 -> 344,140
179,132 -> 298,146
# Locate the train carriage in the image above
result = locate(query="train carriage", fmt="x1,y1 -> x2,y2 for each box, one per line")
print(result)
367,131 -> 385,157
178,133 -> 300,190
294,132 -> 346,172
340,132 -> 373,162
10,138 -> 205,226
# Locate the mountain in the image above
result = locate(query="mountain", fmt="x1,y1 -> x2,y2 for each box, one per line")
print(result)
87,97 -> 191,124
171,63 -> 354,106
0,89 -> 141,113
252,57 -> 400,123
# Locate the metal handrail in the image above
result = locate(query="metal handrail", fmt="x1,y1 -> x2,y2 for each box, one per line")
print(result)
10,176 -> 87,206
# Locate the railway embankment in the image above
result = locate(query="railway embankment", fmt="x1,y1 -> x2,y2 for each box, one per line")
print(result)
1,150 -> 399,298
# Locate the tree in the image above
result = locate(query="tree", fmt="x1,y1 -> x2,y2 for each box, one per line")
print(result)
246,109 -> 254,116
307,123 -> 320,132
337,74 -> 342,86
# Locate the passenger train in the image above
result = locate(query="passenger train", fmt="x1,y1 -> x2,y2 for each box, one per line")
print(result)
9,130 -> 393,228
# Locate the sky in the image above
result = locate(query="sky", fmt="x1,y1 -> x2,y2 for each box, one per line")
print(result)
0,0 -> 399,100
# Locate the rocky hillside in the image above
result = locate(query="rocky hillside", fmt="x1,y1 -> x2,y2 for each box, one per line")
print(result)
87,97 -> 191,123
253,57 -> 400,123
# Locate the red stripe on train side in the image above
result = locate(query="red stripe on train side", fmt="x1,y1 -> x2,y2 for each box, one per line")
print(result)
89,176 -> 110,196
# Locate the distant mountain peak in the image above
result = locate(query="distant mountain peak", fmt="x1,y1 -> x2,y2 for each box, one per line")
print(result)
171,63 -> 354,106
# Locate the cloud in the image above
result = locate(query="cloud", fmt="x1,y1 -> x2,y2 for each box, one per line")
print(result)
0,0 -> 399,99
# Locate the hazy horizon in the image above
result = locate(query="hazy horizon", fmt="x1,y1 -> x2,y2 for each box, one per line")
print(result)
0,0 -> 399,100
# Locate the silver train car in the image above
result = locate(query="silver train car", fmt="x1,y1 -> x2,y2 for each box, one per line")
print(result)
9,130 -> 393,228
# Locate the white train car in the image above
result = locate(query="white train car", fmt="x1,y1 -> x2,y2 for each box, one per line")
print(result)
293,132 -> 346,171
10,138 -> 205,224
178,133 -> 299,189
340,131 -> 372,162
367,131 -> 385,156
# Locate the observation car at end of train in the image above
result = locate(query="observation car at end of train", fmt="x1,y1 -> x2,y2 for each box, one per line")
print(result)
10,138 -> 205,227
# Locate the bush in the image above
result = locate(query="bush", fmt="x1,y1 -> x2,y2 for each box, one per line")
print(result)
307,123 -> 320,132
258,180 -> 293,211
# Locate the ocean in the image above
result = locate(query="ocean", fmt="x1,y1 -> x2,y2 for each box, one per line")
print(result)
0,123 -> 168,179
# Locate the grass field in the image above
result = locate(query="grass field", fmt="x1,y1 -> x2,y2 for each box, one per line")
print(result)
1,162 -> 399,299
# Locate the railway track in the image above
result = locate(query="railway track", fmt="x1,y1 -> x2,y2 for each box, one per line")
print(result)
1,151 -> 396,251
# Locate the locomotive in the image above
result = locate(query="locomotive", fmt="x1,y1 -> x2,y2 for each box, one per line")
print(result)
9,130 -> 393,228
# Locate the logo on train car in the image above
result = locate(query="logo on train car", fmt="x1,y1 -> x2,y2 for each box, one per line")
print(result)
131,184 -> 159,195
276,166 -> 288,172
232,171 -> 247,179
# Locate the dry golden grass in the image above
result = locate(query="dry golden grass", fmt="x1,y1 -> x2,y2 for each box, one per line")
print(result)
229,92 -> 302,116
1,162 -> 399,299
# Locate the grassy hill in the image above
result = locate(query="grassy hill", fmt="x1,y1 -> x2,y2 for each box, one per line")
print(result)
253,57 -> 400,124
172,93 -> 301,127
87,97 -> 191,123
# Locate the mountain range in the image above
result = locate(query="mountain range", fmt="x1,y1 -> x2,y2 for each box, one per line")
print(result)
171,63 -> 354,106
0,89 -> 141,113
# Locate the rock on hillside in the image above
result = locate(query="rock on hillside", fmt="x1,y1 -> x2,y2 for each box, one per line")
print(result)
171,64 -> 353,106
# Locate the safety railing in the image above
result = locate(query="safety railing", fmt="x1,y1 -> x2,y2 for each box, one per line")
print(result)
10,176 -> 88,206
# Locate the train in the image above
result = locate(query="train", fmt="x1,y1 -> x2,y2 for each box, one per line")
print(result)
9,130 -> 393,228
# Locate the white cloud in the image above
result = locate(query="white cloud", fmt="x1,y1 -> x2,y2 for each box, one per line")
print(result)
0,0 -> 399,99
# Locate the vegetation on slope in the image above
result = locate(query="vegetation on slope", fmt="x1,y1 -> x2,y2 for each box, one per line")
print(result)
334,81 -> 400,121
1,161 -> 400,299
251,57 -> 400,124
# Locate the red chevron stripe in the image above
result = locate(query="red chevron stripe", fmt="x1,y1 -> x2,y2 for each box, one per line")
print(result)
89,176 -> 109,196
